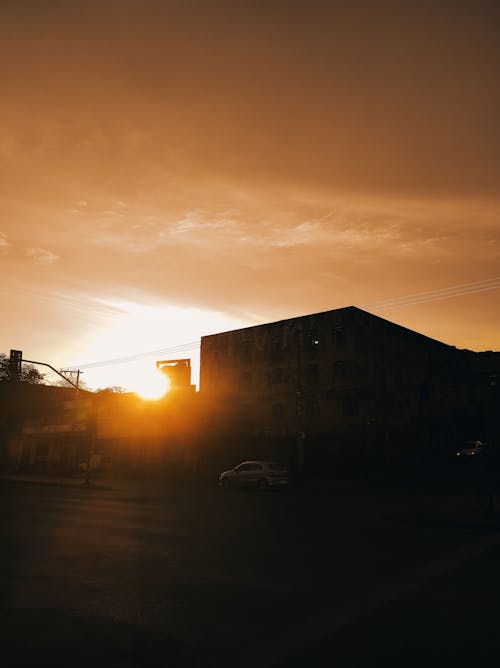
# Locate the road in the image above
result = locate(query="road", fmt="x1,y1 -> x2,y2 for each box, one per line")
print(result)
1,478 -> 499,667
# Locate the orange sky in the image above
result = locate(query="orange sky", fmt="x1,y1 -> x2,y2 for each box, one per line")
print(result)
1,1 -> 499,390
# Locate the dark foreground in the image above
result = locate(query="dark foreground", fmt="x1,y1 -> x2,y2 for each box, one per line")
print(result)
1,477 -> 500,667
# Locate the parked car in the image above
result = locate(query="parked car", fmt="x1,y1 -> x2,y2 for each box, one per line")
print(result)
456,440 -> 486,457
218,460 -> 289,490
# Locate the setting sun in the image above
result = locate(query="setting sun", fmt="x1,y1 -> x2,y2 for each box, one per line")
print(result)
132,371 -> 171,400
61,302 -> 249,392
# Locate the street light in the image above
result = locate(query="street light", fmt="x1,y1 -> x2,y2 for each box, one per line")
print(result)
13,351 -> 88,484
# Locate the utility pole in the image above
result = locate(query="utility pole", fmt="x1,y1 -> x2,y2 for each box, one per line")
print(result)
20,355 -> 80,390
12,352 -> 89,484
60,368 -> 81,391
60,368 -> 91,485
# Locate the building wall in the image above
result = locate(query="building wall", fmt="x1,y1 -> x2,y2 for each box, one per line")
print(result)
5,386 -> 201,475
199,306 -> 474,471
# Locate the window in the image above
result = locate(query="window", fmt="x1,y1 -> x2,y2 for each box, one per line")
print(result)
238,340 -> 252,361
306,400 -> 320,417
271,368 -> 285,384
272,403 -> 284,418
332,327 -> 345,347
304,363 -> 319,384
373,363 -> 386,385
306,330 -> 320,355
270,336 -> 283,362
333,360 -> 360,379
235,463 -> 262,472
342,398 -> 359,416
36,443 -> 49,456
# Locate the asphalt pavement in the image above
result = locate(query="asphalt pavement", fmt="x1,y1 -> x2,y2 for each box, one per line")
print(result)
1,475 -> 499,667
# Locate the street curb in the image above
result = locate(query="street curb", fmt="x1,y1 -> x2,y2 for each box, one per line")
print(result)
0,476 -> 113,491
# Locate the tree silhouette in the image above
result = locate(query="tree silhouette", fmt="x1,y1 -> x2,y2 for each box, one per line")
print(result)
0,353 -> 45,384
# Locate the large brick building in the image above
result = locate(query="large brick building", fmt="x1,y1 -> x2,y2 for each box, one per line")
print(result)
200,307 -> 494,473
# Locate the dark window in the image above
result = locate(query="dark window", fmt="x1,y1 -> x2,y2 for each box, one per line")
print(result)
373,363 -> 386,385
236,463 -> 253,472
238,340 -> 252,361
270,336 -> 283,362
304,363 -> 319,384
36,443 -> 49,456
238,463 -> 261,471
333,360 -> 360,379
332,327 -> 345,347
271,368 -> 285,384
419,379 -> 431,400
272,403 -> 284,418
306,330 -> 320,355
342,398 -> 359,416
306,400 -> 320,417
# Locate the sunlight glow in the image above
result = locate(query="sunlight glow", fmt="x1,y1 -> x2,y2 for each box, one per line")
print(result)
132,370 -> 171,400
65,300 -> 250,392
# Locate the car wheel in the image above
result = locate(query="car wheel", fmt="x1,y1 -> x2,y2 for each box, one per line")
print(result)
221,478 -> 231,490
258,478 -> 268,490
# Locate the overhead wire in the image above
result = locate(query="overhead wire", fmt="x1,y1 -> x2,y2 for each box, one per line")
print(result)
362,277 -> 500,312
63,276 -> 499,371
70,341 -> 201,370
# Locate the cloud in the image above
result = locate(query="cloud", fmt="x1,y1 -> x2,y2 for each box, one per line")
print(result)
0,232 -> 12,253
25,247 -> 60,265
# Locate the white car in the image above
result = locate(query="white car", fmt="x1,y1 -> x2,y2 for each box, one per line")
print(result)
456,440 -> 486,457
219,460 -> 289,490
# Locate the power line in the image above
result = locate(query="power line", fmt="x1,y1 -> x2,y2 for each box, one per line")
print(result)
363,276 -> 500,307
71,341 -> 200,370
368,283 -> 500,312
362,277 -> 500,312
65,276 -> 499,371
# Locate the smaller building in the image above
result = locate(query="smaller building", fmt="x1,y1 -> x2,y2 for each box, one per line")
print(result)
3,369 -> 201,477
1,384 -> 94,474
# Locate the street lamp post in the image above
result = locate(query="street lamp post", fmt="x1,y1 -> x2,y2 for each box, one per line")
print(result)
14,352 -> 87,483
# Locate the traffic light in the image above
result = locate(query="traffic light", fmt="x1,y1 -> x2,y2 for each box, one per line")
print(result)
9,349 -> 22,382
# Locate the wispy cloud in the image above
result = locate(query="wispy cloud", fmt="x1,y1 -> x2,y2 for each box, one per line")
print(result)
74,193 -> 500,269
0,232 -> 12,253
25,247 -> 60,265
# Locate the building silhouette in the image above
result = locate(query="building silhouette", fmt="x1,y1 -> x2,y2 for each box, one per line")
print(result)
200,306 -> 498,474
1,307 -> 498,479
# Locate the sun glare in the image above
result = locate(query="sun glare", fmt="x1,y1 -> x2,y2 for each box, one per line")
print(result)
67,300 -> 251,393
132,371 -> 171,400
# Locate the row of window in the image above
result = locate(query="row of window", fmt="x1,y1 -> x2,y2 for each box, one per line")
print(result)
238,360 -> 363,388
272,397 -> 360,418
210,327 -> 347,361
